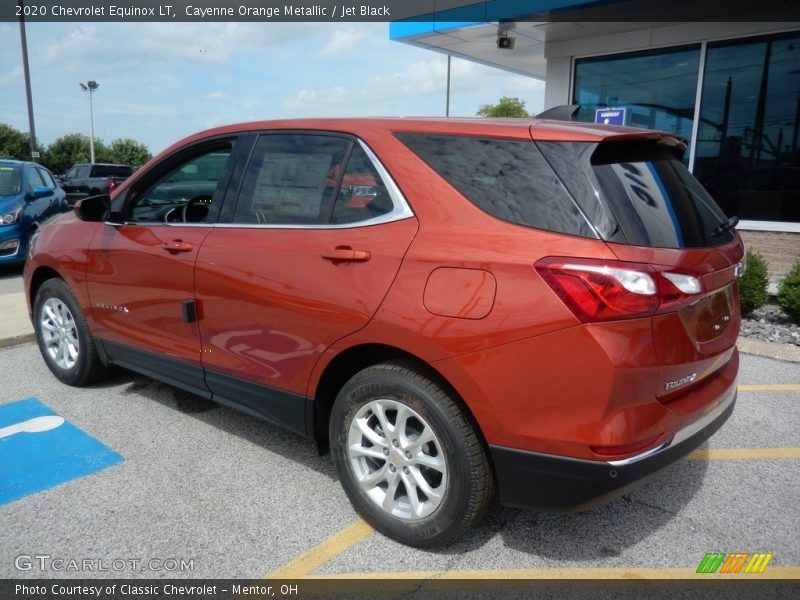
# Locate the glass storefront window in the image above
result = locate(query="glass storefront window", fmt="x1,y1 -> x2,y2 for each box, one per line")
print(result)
572,46 -> 701,150
693,34 -> 800,224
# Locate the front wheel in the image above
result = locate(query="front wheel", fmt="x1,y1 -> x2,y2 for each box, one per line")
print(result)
34,278 -> 108,386
329,362 -> 495,547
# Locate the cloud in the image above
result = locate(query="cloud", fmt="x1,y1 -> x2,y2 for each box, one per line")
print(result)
318,28 -> 373,59
0,22 -> 545,152
0,66 -> 22,86
286,55 -> 545,116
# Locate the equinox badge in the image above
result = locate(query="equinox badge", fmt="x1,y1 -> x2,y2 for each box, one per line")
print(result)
665,373 -> 697,391
94,302 -> 129,313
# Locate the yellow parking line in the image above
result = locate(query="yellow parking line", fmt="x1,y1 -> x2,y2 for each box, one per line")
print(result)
266,519 -> 373,579
687,448 -> 800,460
738,384 -> 800,392
306,565 -> 800,580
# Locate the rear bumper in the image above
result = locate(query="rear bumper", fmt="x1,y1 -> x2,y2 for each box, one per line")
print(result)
490,382 -> 736,511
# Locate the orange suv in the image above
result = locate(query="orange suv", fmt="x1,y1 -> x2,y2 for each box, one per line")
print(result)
24,118 -> 743,547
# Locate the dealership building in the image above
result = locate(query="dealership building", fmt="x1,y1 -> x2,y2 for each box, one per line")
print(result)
391,1 -> 800,275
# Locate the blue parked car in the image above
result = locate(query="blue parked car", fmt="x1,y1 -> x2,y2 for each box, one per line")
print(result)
0,160 -> 70,266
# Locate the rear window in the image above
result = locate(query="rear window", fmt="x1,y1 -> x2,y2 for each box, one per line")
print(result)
538,141 -> 734,248
396,134 -> 596,238
91,165 -> 133,178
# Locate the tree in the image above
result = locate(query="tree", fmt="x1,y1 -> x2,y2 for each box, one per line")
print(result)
476,96 -> 531,118
108,138 -> 151,169
0,123 -> 30,160
41,133 -> 110,175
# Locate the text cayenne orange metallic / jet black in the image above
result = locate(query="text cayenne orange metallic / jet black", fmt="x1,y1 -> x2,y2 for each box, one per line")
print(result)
24,117 -> 743,547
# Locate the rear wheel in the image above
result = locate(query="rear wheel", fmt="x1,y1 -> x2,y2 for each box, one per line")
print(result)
34,279 -> 108,386
329,361 -> 494,547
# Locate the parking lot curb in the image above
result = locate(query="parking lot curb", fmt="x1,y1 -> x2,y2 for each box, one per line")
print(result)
737,338 -> 800,363
0,333 -> 35,349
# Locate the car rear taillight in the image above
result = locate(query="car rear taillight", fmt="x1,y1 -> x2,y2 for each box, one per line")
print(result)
535,257 -> 702,323
108,178 -> 116,193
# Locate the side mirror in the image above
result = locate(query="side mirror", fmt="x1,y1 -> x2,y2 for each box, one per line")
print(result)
74,194 -> 111,222
29,186 -> 54,200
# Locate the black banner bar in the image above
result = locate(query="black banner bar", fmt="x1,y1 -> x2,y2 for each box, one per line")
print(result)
4,0 -> 800,23
2,578 -> 800,600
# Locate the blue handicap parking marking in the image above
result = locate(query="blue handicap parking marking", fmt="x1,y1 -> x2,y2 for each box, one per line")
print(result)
0,398 -> 123,505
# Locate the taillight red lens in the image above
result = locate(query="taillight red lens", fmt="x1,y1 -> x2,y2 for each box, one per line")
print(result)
535,257 -> 703,323
108,178 -> 116,193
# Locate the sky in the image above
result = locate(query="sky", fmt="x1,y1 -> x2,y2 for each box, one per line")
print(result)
0,21 -> 545,155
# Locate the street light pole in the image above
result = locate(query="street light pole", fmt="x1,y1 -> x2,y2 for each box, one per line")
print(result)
446,55 -> 451,117
79,81 -> 99,163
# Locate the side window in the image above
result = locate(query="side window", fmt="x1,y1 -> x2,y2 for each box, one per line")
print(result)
66,166 -> 79,179
233,134 -> 351,225
397,134 -> 596,238
37,168 -> 56,189
26,167 -> 46,190
331,145 -> 394,224
128,143 -> 233,224
78,166 -> 91,178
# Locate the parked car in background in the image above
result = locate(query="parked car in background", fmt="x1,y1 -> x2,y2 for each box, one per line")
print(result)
60,162 -> 133,204
0,160 -> 69,266
24,118 -> 743,547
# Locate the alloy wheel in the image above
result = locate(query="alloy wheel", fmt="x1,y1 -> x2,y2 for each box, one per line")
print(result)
40,297 -> 80,370
347,398 -> 448,520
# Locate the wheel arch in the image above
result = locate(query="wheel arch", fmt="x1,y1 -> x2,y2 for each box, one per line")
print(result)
310,343 -> 487,455
28,265 -> 62,307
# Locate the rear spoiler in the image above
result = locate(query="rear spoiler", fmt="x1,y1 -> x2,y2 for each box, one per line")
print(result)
535,105 -> 581,121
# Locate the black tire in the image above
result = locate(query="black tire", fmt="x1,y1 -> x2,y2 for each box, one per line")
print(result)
329,361 -> 494,547
33,278 -> 108,386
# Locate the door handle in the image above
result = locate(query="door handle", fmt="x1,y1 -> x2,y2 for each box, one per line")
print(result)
162,240 -> 194,253
320,246 -> 371,263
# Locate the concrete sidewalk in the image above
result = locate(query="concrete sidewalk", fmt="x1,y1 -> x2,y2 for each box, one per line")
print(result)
0,292 -> 34,348
1,287 -> 799,361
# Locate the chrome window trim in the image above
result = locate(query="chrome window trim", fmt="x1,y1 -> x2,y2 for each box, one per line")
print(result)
104,221 -> 215,228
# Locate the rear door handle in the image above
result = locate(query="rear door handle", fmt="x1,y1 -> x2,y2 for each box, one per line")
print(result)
320,246 -> 371,263
162,240 -> 194,253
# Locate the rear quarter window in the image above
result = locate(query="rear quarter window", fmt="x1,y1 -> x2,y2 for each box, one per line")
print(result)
395,133 -> 597,238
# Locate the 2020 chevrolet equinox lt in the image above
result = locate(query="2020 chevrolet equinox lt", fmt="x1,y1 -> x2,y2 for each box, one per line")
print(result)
25,117 -> 743,547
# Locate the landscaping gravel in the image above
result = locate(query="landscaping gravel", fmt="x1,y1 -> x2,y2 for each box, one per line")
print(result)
740,304 -> 800,346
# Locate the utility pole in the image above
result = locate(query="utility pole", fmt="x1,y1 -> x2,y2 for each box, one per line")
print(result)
18,0 -> 39,161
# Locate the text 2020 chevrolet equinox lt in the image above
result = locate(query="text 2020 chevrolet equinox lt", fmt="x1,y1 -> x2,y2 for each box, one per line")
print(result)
25,118 -> 743,547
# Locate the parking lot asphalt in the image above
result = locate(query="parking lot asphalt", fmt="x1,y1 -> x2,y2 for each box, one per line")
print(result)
1,263 -> 799,597
1,340 -> 799,588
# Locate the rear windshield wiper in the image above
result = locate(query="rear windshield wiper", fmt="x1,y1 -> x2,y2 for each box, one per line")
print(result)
711,215 -> 738,237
